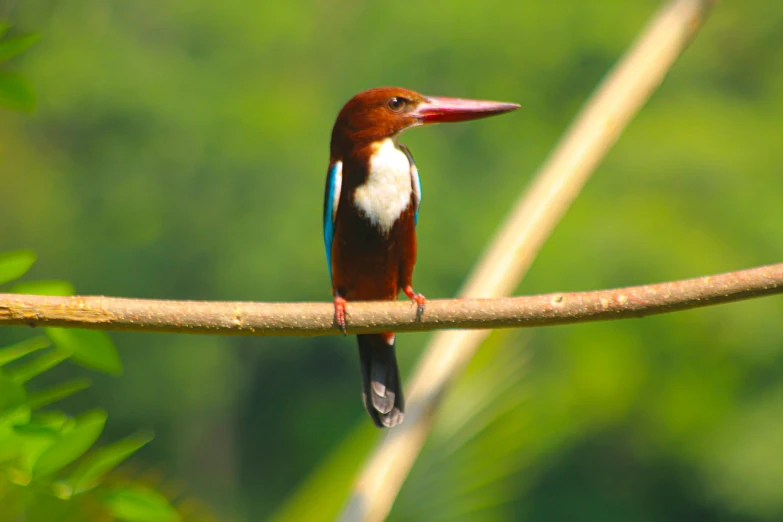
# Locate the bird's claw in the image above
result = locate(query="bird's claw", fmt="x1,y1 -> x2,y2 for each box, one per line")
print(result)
333,296 -> 348,335
403,286 -> 426,322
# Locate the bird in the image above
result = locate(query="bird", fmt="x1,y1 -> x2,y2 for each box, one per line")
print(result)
323,87 -> 519,427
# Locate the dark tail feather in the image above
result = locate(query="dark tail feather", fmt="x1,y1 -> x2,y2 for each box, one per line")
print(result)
357,334 -> 404,428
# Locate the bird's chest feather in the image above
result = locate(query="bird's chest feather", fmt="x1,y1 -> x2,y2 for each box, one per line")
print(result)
352,138 -> 412,235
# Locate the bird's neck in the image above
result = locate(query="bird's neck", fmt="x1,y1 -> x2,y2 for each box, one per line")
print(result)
348,138 -> 412,236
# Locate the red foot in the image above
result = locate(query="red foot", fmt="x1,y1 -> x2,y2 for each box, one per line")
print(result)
333,296 -> 347,335
403,285 -> 426,321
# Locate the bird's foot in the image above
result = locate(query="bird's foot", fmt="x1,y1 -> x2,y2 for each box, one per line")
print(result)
333,296 -> 348,335
403,285 -> 426,321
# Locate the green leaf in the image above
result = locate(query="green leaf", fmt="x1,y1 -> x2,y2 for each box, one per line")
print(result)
13,423 -> 61,437
0,33 -> 40,62
104,486 -> 180,522
7,412 -> 71,482
8,349 -> 69,383
46,328 -> 122,376
29,411 -> 70,430
12,412 -> 63,480
69,431 -> 154,493
0,372 -> 26,414
0,407 -> 31,438
0,250 -> 36,285
0,336 -> 50,367
32,409 -> 107,478
0,22 -> 10,38
10,280 -> 76,296
0,406 -> 32,464
0,70 -> 36,112
26,378 -> 91,410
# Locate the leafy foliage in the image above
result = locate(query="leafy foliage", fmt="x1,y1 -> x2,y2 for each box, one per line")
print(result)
0,250 -> 37,286
0,24 -> 37,112
103,486 -> 181,522
0,251 -> 180,520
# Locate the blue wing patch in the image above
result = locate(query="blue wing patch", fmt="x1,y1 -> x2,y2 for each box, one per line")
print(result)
400,145 -> 421,226
411,162 -> 421,226
323,160 -> 343,280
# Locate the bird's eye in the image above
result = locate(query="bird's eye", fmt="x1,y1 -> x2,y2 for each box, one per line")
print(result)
387,97 -> 408,112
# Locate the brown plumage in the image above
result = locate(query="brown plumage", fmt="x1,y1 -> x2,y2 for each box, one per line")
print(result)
324,87 -> 519,427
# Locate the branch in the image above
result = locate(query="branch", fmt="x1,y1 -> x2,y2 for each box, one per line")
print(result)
0,264 -> 780,335
342,1 -> 718,521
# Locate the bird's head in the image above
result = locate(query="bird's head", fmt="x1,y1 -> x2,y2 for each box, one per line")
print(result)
330,87 -> 519,153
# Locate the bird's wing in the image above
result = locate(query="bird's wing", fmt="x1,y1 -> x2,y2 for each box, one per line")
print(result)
323,160 -> 343,280
399,145 -> 421,226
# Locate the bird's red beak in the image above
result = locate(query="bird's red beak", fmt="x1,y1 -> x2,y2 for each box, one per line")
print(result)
414,95 -> 520,124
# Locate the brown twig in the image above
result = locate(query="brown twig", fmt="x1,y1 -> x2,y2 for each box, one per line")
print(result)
0,263 -> 779,335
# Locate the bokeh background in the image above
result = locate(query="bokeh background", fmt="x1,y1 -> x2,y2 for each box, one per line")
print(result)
2,0 -> 783,520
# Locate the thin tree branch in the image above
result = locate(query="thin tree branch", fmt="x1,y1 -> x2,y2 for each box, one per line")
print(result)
0,263 -> 779,335
342,1 -> 718,521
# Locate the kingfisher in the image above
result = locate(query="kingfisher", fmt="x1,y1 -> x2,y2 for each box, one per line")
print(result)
324,87 -> 519,427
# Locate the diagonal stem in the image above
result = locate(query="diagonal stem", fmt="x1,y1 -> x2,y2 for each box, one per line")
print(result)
340,1 -> 717,521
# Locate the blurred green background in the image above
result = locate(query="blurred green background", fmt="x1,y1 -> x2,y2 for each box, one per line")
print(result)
2,0 -> 783,520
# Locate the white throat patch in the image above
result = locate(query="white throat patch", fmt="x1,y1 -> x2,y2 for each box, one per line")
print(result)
353,138 -> 412,235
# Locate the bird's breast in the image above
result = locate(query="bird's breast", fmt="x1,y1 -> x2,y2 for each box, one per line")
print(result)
353,138 -> 412,236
